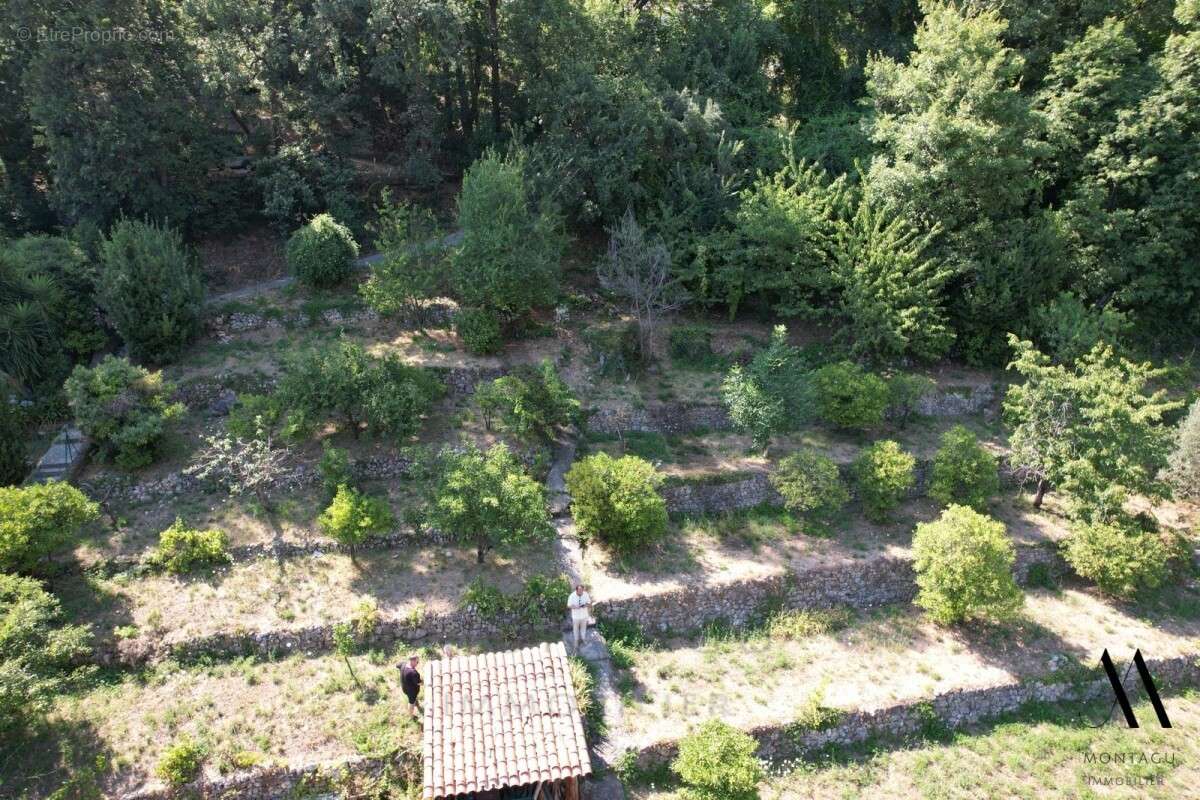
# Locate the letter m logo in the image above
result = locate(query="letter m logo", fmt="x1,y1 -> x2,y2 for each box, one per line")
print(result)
1100,649 -> 1172,728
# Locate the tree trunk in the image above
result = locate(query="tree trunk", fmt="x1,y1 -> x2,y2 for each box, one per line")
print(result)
1033,478 -> 1048,508
476,540 -> 486,564
487,0 -> 501,135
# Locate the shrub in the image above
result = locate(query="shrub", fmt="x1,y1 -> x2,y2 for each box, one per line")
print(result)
64,356 -> 185,469
764,607 -> 852,641
0,481 -> 99,573
722,325 -> 809,449
669,324 -> 716,367
886,373 -> 936,428
277,340 -> 441,440
318,485 -> 395,556
149,518 -> 230,573
1031,292 -> 1131,364
1165,398 -> 1200,502
770,449 -> 849,526
810,361 -> 889,429
912,505 -> 1023,625
256,146 -> 360,233
452,150 -> 564,321
359,193 -> 444,323
672,719 -> 763,800
455,307 -> 503,355
318,442 -> 352,498
156,738 -> 207,787
97,218 -> 203,363
0,402 -> 29,486
475,360 -> 580,442
285,213 -> 359,289
852,440 -> 916,522
0,573 -> 92,734
929,425 -> 1000,510
460,574 -> 571,625
1063,517 -> 1178,598
225,394 -> 281,440
427,443 -> 552,563
566,453 -> 668,555
583,321 -> 641,378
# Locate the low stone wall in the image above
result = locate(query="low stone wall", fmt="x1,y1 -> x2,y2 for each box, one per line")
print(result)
596,545 -> 1062,636
121,751 -> 412,800
95,602 -> 559,668
915,383 -> 996,417
587,403 -> 733,435
661,460 -> 936,517
633,653 -> 1200,768
205,302 -> 457,340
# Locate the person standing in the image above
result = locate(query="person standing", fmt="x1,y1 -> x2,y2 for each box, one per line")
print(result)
568,583 -> 592,649
399,654 -> 422,718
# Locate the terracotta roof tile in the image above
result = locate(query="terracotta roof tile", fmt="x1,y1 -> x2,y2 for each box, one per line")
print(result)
422,641 -> 592,798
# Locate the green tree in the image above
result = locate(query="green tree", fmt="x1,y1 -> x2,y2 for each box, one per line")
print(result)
672,719 -> 763,800
721,325 -> 809,449
885,373 -> 937,429
833,198 -> 954,361
912,505 -> 1022,625
0,244 -> 67,390
865,2 -> 1054,363
852,440 -> 916,522
770,450 -> 850,527
0,402 -> 28,486
473,361 -> 580,443
1165,398 -> 1200,503
97,219 -> 204,364
809,361 -> 889,429
359,193 -> 445,327
286,213 -> 359,289
0,573 -> 92,734
453,151 -> 564,322
64,356 -> 185,470
318,485 -> 396,560
1004,336 -> 1179,517
566,453 -> 668,555
277,340 -> 441,440
427,444 -> 552,564
0,482 -> 99,574
1063,516 -> 1179,598
929,425 -> 1000,511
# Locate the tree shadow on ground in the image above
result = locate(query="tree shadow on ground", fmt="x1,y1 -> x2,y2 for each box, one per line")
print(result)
0,716 -> 116,800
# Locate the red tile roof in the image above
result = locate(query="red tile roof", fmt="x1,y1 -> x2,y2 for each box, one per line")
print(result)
422,641 -> 592,799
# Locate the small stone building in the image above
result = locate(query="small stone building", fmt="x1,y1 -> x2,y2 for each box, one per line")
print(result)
423,641 -> 592,800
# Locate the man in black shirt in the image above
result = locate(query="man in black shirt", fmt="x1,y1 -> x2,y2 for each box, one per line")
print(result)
399,654 -> 422,718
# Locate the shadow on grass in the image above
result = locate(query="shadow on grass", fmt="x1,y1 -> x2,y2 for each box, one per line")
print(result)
0,716 -> 115,800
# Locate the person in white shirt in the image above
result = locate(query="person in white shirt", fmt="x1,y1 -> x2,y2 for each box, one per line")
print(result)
567,583 -> 592,649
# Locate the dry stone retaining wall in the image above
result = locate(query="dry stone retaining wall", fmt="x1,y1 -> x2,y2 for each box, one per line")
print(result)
633,653 -> 1200,769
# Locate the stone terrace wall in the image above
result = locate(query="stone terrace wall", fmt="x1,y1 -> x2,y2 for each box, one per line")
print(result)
587,403 -> 733,435
596,545 -> 1062,636
634,653 -> 1200,768
94,604 -> 560,668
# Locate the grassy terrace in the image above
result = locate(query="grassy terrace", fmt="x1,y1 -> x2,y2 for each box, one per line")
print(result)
610,585 -> 1200,749
627,692 -> 1200,800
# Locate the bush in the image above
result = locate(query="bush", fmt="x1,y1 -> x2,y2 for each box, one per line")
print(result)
566,453 -> 668,555
810,361 -> 889,429
1063,517 -> 1178,598
156,738 -> 207,787
225,394 -> 281,441
672,719 -> 763,800
0,481 -> 99,573
455,307 -> 503,355
475,360 -> 580,442
583,322 -> 642,378
97,218 -> 203,363
318,485 -> 396,556
460,574 -> 571,625
852,440 -> 916,522
452,150 -> 564,321
1031,292 -> 1130,364
929,425 -> 1000,511
0,402 -> 29,486
1165,398 -> 1200,502
360,193 -> 445,323
277,340 -> 441,440
318,442 -> 352,498
886,373 -> 936,428
721,325 -> 809,449
64,355 -> 185,469
256,146 -> 360,233
285,213 -> 359,289
912,505 -> 1023,625
668,324 -> 716,367
770,450 -> 850,526
149,518 -> 230,573
0,573 -> 92,734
